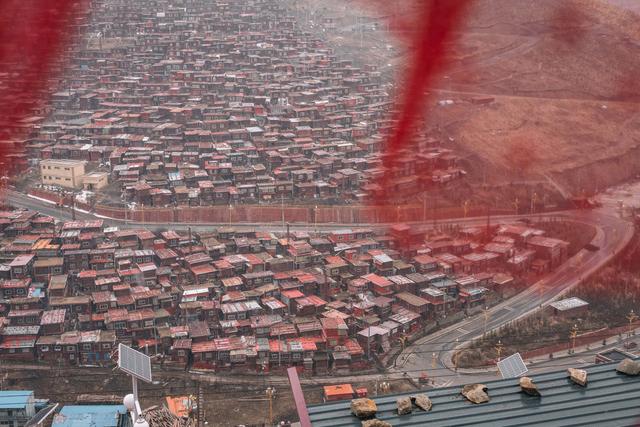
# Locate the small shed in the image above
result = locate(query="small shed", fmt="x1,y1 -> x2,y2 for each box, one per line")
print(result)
548,297 -> 589,318
323,384 -> 355,402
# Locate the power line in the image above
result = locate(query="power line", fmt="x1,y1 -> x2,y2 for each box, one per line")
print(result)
0,347 -> 622,394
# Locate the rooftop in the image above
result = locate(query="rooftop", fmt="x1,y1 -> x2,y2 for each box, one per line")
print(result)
52,405 -> 128,427
308,360 -> 640,426
0,390 -> 33,409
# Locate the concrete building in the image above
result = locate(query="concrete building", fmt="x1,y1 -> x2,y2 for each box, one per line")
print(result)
82,171 -> 109,190
40,159 -> 86,189
0,390 -> 36,427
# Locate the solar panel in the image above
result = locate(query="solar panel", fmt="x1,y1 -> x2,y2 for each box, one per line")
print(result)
118,343 -> 152,383
497,352 -> 528,379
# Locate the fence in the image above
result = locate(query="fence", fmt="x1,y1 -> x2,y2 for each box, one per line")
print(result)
28,187 -> 513,224
521,321 -> 640,360
95,202 -> 510,225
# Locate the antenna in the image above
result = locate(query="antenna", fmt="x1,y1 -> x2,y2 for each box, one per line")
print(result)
118,343 -> 152,427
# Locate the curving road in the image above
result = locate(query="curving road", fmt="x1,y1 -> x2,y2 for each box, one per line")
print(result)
391,205 -> 634,386
2,188 -> 635,387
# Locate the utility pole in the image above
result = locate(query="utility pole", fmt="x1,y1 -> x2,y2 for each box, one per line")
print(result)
281,193 -> 285,233
286,222 -> 290,248
538,285 -> 544,322
627,310 -> 638,339
398,335 -> 407,352
463,200 -> 470,218
314,204 -> 318,233
531,192 -> 538,215
483,306 -> 489,336
71,191 -> 76,221
266,386 -> 276,427
495,340 -> 504,362
197,381 -> 204,427
432,193 -> 437,229
485,205 -> 491,242
431,352 -> 437,369
513,197 -> 519,215
569,324 -> 579,354
422,195 -> 427,223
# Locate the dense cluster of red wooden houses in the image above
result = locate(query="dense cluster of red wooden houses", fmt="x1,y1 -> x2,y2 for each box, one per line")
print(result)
21,0 -> 464,206
0,207 -> 569,373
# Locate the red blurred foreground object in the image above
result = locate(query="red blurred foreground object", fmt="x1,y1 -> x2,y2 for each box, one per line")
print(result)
372,0 -> 472,206
0,0 -> 87,173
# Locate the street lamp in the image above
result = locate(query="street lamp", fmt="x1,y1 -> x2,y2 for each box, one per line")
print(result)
495,340 -> 504,362
569,324 -> 579,354
483,306 -> 489,336
266,387 -> 276,427
627,310 -> 638,339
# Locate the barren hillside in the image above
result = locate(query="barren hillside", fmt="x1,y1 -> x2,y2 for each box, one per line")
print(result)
293,0 -> 640,194
436,0 -> 640,192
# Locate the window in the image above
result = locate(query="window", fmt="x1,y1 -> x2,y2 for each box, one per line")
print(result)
54,345 -> 61,352
41,345 -> 49,352
102,343 -> 111,350
66,346 -> 75,352
82,344 -> 92,351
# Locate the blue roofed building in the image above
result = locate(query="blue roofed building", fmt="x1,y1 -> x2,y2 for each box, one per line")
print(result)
0,390 -> 36,427
52,405 -> 130,427
308,360 -> 640,426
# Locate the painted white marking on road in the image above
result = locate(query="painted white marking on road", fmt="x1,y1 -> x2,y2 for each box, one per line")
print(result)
456,328 -> 469,334
503,306 -> 514,311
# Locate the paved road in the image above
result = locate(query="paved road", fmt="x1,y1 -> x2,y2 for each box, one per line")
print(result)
2,188 -> 635,388
390,205 -> 634,386
3,188 -> 584,232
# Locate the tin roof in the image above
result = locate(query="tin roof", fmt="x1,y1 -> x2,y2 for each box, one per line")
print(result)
0,390 -> 33,409
52,405 -> 127,427
308,360 -> 640,426
550,297 -> 589,311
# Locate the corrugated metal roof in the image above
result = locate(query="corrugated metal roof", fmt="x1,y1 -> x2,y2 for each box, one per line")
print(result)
308,361 -> 640,426
52,405 -> 127,427
0,390 -> 33,409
